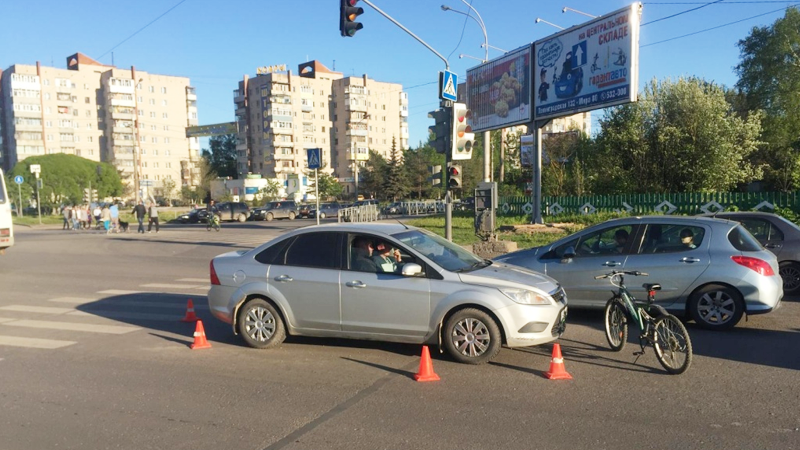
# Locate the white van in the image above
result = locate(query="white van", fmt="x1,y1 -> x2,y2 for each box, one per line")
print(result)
0,169 -> 14,255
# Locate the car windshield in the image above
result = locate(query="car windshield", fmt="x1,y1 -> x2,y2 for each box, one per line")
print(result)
392,229 -> 487,272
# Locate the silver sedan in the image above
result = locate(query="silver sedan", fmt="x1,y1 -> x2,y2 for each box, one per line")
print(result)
208,223 -> 568,364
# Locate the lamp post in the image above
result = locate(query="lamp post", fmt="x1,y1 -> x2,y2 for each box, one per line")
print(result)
350,113 -> 369,201
458,54 -> 485,62
480,43 -> 508,53
562,7 -> 596,18
535,18 -> 565,30
131,67 -> 143,203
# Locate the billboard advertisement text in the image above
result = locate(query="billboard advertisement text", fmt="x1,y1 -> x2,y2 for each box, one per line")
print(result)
466,45 -> 532,133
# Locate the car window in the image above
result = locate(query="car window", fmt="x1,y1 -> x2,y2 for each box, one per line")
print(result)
254,237 -> 294,265
643,225 -> 705,253
729,225 -> 763,251
284,232 -> 340,268
573,225 -> 635,256
393,229 -> 484,272
739,218 -> 782,241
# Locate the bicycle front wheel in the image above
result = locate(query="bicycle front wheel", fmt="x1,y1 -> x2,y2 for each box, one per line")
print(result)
653,315 -> 693,375
604,297 -> 628,351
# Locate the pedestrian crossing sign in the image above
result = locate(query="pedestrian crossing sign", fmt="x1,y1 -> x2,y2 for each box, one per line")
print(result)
307,148 -> 321,170
440,70 -> 458,101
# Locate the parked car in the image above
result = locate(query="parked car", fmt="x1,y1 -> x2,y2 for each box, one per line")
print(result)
383,202 -> 402,215
494,216 -> 783,330
701,211 -> 800,294
308,202 -> 341,219
216,202 -> 250,222
207,223 -> 568,364
177,208 -> 209,224
297,204 -> 312,219
251,200 -> 298,221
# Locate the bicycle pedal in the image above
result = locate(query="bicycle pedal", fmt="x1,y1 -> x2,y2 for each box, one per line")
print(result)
633,351 -> 645,356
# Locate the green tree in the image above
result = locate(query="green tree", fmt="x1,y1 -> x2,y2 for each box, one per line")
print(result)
307,167 -> 344,201
382,137 -> 409,201
403,144 -> 444,200
202,134 -> 237,179
158,178 -> 176,203
736,7 -> 800,191
593,77 -> 763,194
359,150 -> 388,200
9,154 -> 122,207
258,179 -> 282,202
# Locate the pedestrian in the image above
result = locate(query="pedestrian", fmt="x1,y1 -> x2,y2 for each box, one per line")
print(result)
101,204 -> 112,234
132,200 -> 147,234
92,204 -> 101,224
62,205 -> 72,230
147,202 -> 160,233
109,203 -> 120,233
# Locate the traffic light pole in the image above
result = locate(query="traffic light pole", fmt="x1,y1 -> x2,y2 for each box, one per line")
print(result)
443,100 -> 453,241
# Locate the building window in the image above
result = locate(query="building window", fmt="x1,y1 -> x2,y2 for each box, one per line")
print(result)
163,125 -> 169,131
153,149 -> 158,156
164,137 -> 170,143
165,150 -> 171,156
149,99 -> 155,105
161,87 -> 167,94
139,110 -> 144,116
149,86 -> 154,93
162,113 -> 168,119
88,136 -> 93,142
166,162 -> 171,168
152,137 -> 157,143
162,100 -> 167,106
73,109 -> 79,116
150,112 -> 156,118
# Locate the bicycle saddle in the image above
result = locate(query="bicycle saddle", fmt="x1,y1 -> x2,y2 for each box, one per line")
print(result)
643,283 -> 661,291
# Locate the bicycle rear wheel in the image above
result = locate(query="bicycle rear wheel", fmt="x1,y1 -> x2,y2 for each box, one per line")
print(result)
653,315 -> 693,375
604,297 -> 628,351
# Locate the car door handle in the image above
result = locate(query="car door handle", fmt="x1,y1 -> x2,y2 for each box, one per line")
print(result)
765,243 -> 781,249
603,261 -> 623,267
680,257 -> 701,263
274,275 -> 293,282
346,281 -> 367,288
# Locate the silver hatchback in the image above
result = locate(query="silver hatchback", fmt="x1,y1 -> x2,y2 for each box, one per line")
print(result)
495,216 -> 782,330
208,223 -> 568,364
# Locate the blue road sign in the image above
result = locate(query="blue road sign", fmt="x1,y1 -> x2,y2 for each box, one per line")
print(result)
441,70 -> 458,101
307,148 -> 321,170
14,175 -> 24,185
572,41 -> 588,67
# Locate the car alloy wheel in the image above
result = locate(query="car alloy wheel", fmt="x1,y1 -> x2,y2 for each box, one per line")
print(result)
689,284 -> 744,330
319,212 -> 326,219
237,299 -> 285,349
266,212 -> 274,222
779,262 -> 800,294
443,308 -> 501,364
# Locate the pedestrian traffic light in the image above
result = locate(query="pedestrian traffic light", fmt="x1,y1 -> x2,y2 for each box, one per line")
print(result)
428,107 -> 451,154
339,0 -> 364,37
452,102 -> 475,161
83,188 -> 90,203
448,164 -> 462,189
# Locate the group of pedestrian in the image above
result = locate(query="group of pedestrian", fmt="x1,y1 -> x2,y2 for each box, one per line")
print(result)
131,200 -> 159,233
61,204 -> 97,231
60,200 -> 160,234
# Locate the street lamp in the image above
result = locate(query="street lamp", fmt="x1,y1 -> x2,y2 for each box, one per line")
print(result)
562,7 -> 596,18
441,2 -> 488,61
459,54 -> 485,62
131,67 -> 144,203
535,18 -> 565,30
480,43 -> 508,54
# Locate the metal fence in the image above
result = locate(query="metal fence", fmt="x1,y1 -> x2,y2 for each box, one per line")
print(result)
338,204 -> 381,223
497,191 -> 800,217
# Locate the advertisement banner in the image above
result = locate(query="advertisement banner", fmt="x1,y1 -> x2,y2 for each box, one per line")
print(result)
466,45 -> 533,133
533,3 -> 641,121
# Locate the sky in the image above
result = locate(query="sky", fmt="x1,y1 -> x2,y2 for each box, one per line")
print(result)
1,0 -> 796,149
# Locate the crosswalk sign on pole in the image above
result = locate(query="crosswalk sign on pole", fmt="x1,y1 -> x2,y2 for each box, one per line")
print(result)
440,70 -> 458,101
307,148 -> 321,170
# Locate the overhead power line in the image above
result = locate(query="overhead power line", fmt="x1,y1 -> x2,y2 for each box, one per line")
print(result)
95,0 -> 189,61
642,0 -> 726,26
642,3 -> 799,47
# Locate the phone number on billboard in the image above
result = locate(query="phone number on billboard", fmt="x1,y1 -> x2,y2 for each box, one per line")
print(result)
600,87 -> 629,101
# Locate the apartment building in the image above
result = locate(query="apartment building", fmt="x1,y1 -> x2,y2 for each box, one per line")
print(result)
0,53 -> 200,198
234,61 -> 409,197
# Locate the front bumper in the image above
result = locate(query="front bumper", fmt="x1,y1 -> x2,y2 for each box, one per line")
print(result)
497,303 -> 567,348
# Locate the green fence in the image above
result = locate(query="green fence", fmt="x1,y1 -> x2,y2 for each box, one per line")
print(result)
498,192 -> 800,216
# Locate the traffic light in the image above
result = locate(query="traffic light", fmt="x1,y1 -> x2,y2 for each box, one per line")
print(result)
339,0 -> 364,37
92,189 -> 98,201
427,107 -> 451,154
429,165 -> 442,186
448,164 -> 462,189
83,188 -> 90,203
452,103 -> 475,161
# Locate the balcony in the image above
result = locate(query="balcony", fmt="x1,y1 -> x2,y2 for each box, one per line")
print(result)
110,98 -> 136,108
111,110 -> 135,120
186,87 -> 197,101
345,102 -> 368,112
300,103 -> 313,112
235,106 -> 247,116
346,129 -> 368,137
272,127 -> 292,135
112,126 -> 135,135
273,152 -> 294,160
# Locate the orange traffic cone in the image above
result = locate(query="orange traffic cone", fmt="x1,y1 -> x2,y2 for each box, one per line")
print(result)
413,345 -> 440,382
544,343 -> 572,380
190,320 -> 212,350
180,299 -> 199,322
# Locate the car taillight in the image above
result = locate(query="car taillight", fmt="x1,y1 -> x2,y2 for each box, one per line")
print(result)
210,260 -> 221,285
731,256 -> 774,276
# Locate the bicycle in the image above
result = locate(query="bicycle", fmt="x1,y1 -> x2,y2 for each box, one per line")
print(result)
206,213 -> 220,232
596,270 -> 693,375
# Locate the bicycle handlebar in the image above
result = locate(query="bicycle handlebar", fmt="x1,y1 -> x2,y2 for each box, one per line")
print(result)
594,270 -> 649,280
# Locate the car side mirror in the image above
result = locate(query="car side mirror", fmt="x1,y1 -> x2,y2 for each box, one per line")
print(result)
401,263 -> 423,277
561,246 -> 576,263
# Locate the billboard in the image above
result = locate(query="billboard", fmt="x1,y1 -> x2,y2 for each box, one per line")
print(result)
185,122 -> 238,138
466,45 -> 533,133
534,3 -> 641,121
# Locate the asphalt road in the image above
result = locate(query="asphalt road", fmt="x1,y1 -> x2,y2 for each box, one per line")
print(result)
1,219 -> 798,450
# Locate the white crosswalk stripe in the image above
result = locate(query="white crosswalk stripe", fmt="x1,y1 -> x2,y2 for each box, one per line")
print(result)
0,335 -> 76,349
3,319 -> 139,334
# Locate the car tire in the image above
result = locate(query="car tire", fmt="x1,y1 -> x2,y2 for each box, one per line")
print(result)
266,212 -> 274,222
237,213 -> 247,222
779,262 -> 800,294
319,212 -> 326,219
237,298 -> 286,349
288,211 -> 296,220
688,284 -> 744,330
443,308 -> 502,365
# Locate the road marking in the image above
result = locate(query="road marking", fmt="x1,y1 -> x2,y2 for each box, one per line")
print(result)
141,283 -> 207,290
3,320 -> 139,334
68,310 -> 183,322
49,297 -> 95,304
81,300 -> 208,310
176,278 -> 208,283
0,335 -> 77,349
0,305 -> 74,314
97,290 -> 141,295
0,317 -> 16,324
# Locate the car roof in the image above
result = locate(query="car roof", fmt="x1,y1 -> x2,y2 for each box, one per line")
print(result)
598,215 -> 735,225
701,211 -> 778,218
291,222 -> 414,235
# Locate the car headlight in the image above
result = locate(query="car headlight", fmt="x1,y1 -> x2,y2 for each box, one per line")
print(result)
499,288 -> 553,305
